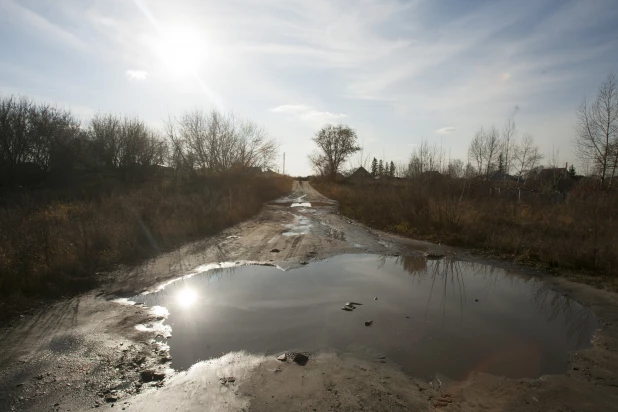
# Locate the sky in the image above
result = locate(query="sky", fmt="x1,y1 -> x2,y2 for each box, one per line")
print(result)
1,0 -> 617,176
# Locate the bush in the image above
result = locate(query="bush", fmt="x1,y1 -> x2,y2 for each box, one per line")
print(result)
0,174 -> 292,299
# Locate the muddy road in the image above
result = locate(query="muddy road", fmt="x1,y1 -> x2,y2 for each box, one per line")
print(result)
1,181 -> 618,411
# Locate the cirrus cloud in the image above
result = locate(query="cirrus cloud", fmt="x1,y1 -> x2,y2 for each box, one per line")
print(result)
435,127 -> 457,134
271,104 -> 346,124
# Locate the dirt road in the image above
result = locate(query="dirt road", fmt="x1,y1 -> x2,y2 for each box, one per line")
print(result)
1,181 -> 618,411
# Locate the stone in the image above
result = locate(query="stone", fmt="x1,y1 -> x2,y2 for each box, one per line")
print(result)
341,306 -> 353,311
277,354 -> 287,361
140,370 -> 165,382
365,320 -> 373,326
292,352 -> 309,365
270,249 -> 280,253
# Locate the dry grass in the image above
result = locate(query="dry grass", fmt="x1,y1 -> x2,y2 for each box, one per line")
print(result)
0,174 -> 292,299
313,178 -> 618,284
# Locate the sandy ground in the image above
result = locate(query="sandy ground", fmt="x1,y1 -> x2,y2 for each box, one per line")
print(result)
1,180 -> 618,411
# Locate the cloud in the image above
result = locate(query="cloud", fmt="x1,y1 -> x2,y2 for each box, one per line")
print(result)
271,104 -> 346,124
0,0 -> 86,51
435,127 -> 457,134
126,70 -> 148,81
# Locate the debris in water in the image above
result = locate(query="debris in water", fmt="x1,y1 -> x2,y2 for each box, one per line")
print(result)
474,299 -> 479,302
347,302 -> 363,306
291,352 -> 309,365
341,306 -> 353,311
374,297 -> 378,300
277,354 -> 287,361
365,320 -> 373,326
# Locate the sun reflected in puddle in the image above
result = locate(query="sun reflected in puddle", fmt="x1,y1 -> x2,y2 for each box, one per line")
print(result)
134,254 -> 598,379
176,288 -> 198,309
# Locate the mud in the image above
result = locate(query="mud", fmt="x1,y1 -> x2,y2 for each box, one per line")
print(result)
0,181 -> 617,411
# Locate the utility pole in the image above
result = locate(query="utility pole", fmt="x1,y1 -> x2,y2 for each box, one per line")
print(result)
283,152 -> 286,175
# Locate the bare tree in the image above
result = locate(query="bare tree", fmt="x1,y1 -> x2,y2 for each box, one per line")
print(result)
513,133 -> 543,181
468,127 -> 486,176
501,116 -> 517,174
468,126 -> 500,178
0,95 -> 81,183
166,110 -> 277,175
88,113 -> 122,169
310,124 -> 360,178
447,159 -> 464,178
406,138 -> 444,177
575,73 -> 618,186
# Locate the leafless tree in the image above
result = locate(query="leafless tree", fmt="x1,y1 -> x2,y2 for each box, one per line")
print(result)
468,126 -> 500,178
406,138 -> 445,177
310,124 -> 360,178
575,73 -> 618,186
88,113 -> 122,169
0,95 -> 81,183
501,116 -> 517,174
447,159 -> 465,178
468,128 -> 486,176
167,110 -> 277,175
513,133 -> 543,181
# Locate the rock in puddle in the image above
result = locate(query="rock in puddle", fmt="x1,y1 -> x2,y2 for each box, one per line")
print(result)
277,354 -> 287,361
365,320 -> 374,327
105,395 -> 118,403
286,352 -> 309,365
341,306 -> 353,311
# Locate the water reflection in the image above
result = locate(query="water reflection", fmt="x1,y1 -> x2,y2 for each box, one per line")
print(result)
393,256 -> 597,346
176,288 -> 198,309
135,254 -> 597,379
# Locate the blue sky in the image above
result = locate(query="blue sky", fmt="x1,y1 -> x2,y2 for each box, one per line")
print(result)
1,0 -> 617,175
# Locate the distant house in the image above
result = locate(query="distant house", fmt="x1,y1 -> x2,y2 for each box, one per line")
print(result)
531,167 -> 576,192
262,168 -> 279,177
489,171 -> 518,182
245,166 -> 262,174
349,166 -> 372,181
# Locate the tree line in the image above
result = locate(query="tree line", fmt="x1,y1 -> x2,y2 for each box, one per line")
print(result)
309,73 -> 618,187
0,95 -> 277,187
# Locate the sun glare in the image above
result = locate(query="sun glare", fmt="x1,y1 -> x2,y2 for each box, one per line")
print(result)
155,26 -> 207,76
176,288 -> 198,308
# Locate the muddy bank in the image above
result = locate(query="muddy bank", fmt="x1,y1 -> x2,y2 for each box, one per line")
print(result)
1,181 -> 618,411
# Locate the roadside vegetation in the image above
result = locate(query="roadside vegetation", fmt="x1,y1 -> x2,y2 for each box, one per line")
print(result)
310,73 -> 618,286
0,96 -> 291,302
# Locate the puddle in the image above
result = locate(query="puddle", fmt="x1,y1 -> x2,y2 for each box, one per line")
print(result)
135,254 -> 597,380
282,215 -> 312,236
291,202 -> 312,207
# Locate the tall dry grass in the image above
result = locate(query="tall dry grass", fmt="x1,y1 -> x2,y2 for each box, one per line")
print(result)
0,174 -> 291,299
313,178 -> 618,281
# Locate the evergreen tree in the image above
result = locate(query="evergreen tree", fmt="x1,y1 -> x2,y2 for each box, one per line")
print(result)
390,161 -> 395,177
378,159 -> 384,176
371,157 -> 378,176
568,164 -> 576,177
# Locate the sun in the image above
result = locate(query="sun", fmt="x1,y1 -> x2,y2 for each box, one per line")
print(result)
176,288 -> 198,309
155,26 -> 207,76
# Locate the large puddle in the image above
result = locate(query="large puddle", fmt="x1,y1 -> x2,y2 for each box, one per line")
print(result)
135,254 -> 597,380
